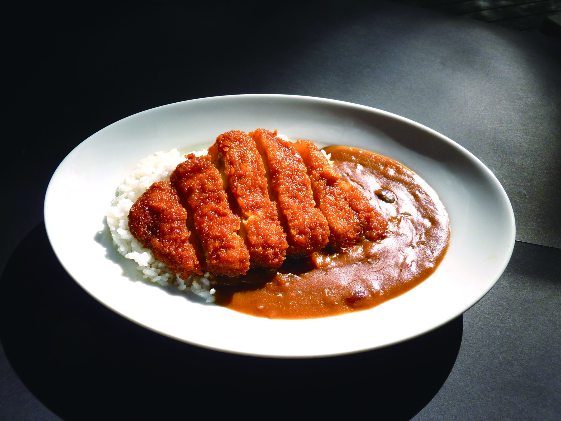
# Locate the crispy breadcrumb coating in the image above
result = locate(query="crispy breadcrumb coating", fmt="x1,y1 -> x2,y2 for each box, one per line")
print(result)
250,128 -> 330,256
212,130 -> 288,268
170,154 -> 250,276
294,139 -> 362,249
339,179 -> 387,241
128,130 -> 388,284
128,181 -> 202,279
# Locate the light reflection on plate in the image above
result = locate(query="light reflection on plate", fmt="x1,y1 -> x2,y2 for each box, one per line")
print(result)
44,95 -> 515,357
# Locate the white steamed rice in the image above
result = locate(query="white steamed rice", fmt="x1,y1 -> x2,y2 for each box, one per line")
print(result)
106,148 -> 216,302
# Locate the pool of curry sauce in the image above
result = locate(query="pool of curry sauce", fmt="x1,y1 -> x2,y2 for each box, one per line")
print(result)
213,146 -> 450,319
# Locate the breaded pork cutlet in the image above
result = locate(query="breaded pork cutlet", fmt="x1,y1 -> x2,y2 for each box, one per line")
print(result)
250,128 -> 330,256
340,182 -> 387,241
170,154 -> 250,276
338,174 -> 387,241
294,139 -> 362,249
128,181 -> 202,279
210,130 -> 288,268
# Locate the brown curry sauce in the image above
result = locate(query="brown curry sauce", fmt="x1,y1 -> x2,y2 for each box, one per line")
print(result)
213,146 -> 450,319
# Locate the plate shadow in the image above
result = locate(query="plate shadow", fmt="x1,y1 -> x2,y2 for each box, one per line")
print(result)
0,223 -> 463,420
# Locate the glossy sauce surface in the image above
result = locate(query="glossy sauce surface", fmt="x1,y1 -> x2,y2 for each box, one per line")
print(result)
214,146 -> 450,319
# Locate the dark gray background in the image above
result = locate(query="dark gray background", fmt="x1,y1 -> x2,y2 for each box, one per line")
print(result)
1,1 -> 560,419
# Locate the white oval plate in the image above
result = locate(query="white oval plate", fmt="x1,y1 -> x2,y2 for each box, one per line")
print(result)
44,94 -> 515,357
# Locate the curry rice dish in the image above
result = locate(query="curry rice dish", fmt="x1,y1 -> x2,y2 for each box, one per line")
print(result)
107,128 -> 450,319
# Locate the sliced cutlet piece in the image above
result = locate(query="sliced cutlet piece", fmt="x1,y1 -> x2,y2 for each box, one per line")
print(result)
170,153 -> 250,276
338,175 -> 387,241
250,128 -> 330,256
211,130 -> 288,268
128,181 -> 202,279
294,139 -> 362,249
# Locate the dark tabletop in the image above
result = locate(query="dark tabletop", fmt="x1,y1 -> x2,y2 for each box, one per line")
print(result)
2,1 -> 560,420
